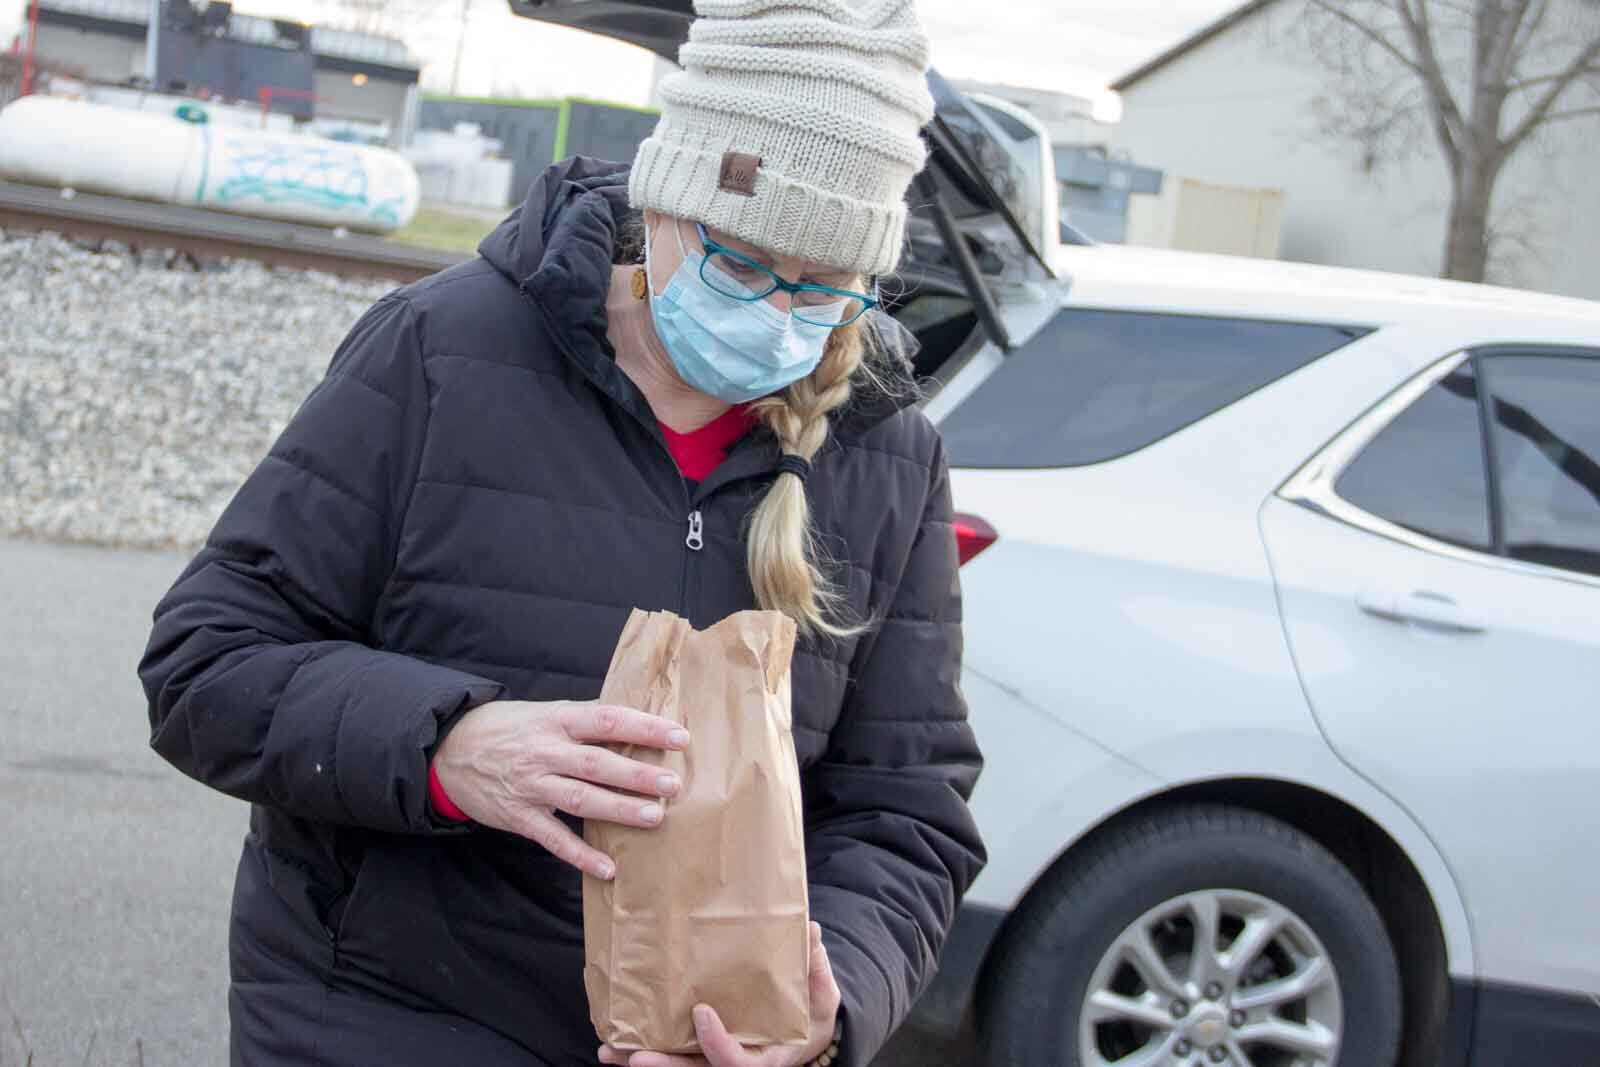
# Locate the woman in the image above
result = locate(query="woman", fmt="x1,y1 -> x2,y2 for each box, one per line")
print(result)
139,1 -> 983,1065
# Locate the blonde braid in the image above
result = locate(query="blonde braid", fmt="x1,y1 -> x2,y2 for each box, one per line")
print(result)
745,319 -> 869,639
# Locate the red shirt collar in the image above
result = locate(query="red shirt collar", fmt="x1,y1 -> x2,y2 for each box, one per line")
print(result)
658,405 -> 758,481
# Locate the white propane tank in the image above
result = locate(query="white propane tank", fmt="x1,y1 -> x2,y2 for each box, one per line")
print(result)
0,96 -> 419,233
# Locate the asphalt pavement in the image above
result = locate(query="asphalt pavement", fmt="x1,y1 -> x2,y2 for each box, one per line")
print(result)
0,536 -> 963,1067
1,537 -> 239,1066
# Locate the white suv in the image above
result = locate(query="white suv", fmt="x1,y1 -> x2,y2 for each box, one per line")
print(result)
856,73 -> 1600,1067
917,239 -> 1600,1067
512,5 -> 1599,1065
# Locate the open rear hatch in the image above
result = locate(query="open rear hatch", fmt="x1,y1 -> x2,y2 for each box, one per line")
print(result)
507,0 -> 693,57
506,0 -> 1054,373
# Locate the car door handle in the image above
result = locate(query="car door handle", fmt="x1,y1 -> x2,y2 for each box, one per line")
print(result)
1356,590 -> 1487,634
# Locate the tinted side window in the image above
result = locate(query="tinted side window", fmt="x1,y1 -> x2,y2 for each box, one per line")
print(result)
1334,362 -> 1492,550
1483,355 -> 1600,577
939,310 -> 1364,468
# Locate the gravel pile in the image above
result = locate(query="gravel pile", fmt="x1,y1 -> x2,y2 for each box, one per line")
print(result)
0,228 -> 397,549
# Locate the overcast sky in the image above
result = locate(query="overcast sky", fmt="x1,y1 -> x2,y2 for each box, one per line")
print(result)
3,1 -> 1240,105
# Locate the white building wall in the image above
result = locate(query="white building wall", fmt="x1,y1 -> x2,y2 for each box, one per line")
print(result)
1109,0 -> 1600,300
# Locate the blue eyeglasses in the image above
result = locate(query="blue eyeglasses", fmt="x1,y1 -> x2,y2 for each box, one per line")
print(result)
693,223 -> 878,328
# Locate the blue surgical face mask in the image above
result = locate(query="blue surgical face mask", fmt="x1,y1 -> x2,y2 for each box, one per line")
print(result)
644,221 -> 845,404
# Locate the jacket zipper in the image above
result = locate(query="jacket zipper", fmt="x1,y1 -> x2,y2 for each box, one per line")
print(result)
680,508 -> 703,618
685,510 -> 704,551
514,283 -> 769,620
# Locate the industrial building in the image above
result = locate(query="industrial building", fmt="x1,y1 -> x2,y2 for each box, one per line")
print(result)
419,95 -> 661,209
13,0 -> 419,143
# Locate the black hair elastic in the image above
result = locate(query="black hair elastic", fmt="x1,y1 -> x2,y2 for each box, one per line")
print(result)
775,454 -> 811,483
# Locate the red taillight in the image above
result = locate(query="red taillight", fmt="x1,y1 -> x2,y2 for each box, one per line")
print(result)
953,512 -> 998,566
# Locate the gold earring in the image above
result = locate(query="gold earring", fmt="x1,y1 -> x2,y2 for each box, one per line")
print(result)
630,266 -> 649,300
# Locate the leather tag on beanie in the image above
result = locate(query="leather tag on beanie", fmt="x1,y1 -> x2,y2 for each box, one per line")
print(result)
718,151 -> 762,197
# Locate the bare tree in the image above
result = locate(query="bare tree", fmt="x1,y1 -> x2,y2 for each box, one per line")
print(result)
1304,0 -> 1600,282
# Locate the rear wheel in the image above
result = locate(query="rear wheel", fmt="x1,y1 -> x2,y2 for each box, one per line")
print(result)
977,805 -> 1401,1067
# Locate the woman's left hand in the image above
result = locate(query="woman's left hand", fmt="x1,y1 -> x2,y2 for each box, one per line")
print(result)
598,921 -> 842,1067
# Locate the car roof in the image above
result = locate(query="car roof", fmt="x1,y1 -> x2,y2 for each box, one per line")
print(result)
1054,243 -> 1600,334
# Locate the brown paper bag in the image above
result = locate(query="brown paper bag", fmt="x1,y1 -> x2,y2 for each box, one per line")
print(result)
583,608 -> 811,1054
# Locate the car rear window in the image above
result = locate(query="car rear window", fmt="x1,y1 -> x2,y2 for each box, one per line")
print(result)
1334,361 -> 1494,551
938,309 -> 1368,468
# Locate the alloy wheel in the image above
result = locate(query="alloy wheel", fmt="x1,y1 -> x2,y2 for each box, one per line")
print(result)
1078,889 -> 1343,1067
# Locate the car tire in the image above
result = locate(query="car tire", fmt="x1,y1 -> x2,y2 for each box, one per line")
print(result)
976,803 -> 1402,1067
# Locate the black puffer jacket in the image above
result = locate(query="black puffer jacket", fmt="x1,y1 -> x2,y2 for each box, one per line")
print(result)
139,157 -> 984,1067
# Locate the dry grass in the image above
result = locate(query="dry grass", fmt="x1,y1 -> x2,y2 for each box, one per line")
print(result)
390,204 -> 504,256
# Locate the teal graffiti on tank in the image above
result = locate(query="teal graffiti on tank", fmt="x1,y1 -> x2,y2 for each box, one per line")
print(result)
210,136 -> 406,225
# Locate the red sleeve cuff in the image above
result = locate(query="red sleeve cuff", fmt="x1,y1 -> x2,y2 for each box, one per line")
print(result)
428,762 -> 471,823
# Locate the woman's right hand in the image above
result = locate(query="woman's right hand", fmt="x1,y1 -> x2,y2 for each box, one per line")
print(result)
431,699 -> 688,879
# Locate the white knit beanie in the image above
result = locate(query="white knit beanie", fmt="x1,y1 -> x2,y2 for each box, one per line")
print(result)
628,0 -> 935,278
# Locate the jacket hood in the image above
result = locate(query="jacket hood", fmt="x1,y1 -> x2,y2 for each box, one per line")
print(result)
476,157 -> 922,437
477,155 -> 633,350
